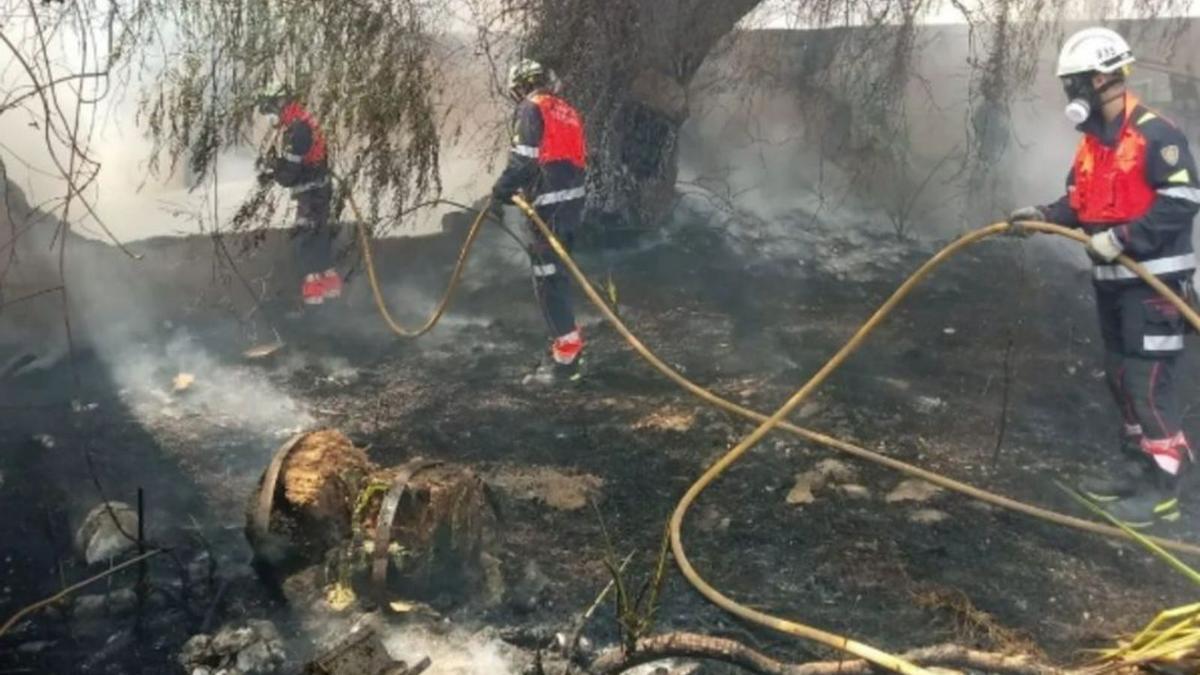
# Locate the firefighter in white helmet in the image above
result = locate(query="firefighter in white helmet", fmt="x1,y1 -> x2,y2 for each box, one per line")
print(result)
491,59 -> 588,385
1010,27 -> 1200,527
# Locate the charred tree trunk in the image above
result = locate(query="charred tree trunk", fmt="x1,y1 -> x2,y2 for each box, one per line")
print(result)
521,0 -> 762,230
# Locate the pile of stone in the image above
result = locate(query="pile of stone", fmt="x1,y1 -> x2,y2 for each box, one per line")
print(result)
179,621 -> 286,675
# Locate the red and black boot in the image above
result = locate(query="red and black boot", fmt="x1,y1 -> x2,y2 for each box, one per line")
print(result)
1104,432 -> 1189,529
524,328 -> 584,385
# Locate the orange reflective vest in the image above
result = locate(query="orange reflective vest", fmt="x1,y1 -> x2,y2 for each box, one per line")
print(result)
530,93 -> 585,169
1069,94 -> 1156,224
279,102 -> 328,167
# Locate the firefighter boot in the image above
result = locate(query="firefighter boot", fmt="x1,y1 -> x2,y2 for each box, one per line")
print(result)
523,329 -> 584,386
523,355 -> 582,386
1103,435 -> 1187,529
321,269 -> 343,300
1078,429 -> 1153,502
302,273 -> 325,305
1103,471 -> 1182,529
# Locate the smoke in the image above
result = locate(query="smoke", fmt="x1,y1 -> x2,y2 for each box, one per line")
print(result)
382,626 -> 521,675
109,331 -> 312,438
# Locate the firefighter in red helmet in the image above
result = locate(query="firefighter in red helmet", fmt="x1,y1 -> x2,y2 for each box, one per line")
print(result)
256,83 -> 342,307
491,59 -> 588,385
1010,28 -> 1200,528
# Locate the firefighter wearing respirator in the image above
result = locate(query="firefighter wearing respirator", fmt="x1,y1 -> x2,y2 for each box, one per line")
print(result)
1010,28 -> 1200,528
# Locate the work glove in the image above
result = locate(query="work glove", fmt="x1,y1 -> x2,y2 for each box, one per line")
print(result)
1006,206 -> 1045,238
1086,229 -> 1124,263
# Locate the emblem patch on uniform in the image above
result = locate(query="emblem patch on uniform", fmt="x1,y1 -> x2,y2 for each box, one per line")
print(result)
1162,145 -> 1181,166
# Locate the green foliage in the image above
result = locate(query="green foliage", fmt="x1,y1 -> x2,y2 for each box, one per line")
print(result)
593,502 -> 673,653
133,0 -> 444,233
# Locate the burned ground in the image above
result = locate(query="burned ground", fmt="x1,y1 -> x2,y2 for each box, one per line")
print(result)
1,211 -> 1197,673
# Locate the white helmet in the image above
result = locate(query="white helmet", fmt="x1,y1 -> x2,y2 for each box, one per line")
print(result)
507,59 -> 548,102
1056,27 -> 1135,77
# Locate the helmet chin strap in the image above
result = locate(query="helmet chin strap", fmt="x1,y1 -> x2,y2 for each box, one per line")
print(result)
1096,77 -> 1125,103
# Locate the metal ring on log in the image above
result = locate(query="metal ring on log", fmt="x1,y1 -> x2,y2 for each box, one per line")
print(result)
371,459 -> 441,599
250,433 -> 308,540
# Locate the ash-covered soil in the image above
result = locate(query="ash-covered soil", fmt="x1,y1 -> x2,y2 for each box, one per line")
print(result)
1,211 -> 1197,673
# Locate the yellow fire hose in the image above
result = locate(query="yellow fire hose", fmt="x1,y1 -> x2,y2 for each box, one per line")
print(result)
510,197 -> 1200,672
352,191 -> 1200,671
351,194 -> 491,337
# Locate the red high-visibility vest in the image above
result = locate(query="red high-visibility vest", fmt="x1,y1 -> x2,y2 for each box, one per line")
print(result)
279,102 -> 328,167
530,93 -> 585,169
1069,94 -> 1156,224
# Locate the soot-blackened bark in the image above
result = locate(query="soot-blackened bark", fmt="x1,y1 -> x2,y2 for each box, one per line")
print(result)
522,0 -> 762,231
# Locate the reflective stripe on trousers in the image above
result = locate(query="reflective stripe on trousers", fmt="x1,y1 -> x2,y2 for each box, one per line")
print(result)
1144,334 -> 1185,352
290,176 -> 331,195
1093,253 -> 1196,282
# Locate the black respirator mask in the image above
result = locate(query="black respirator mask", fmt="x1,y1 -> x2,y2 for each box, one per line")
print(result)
1060,72 -> 1121,125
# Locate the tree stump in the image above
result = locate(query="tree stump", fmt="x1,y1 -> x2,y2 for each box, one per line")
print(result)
246,430 -> 498,604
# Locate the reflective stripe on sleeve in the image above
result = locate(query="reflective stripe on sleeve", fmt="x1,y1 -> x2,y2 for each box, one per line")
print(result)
1158,186 -> 1200,204
533,186 -> 586,206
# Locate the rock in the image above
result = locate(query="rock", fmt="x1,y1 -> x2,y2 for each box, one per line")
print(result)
787,459 -> 859,506
909,509 -> 950,525
786,471 -> 823,505
815,459 -> 855,482
797,400 -> 824,420
886,479 -> 942,504
74,502 -> 139,565
180,634 -> 214,668
211,626 -> 256,655
183,621 -> 284,675
839,484 -> 871,499
694,505 -> 731,533
632,406 -> 696,432
235,640 -> 274,673
247,620 -> 282,644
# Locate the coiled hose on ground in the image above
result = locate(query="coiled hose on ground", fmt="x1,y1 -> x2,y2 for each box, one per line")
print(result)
351,194 -> 1200,673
